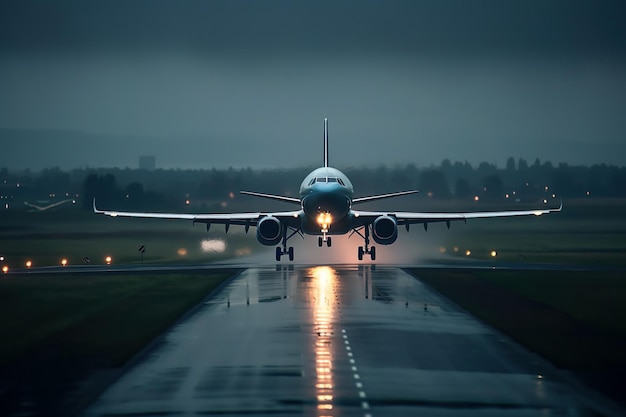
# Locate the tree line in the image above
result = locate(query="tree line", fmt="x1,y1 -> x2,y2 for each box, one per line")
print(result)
0,157 -> 625,212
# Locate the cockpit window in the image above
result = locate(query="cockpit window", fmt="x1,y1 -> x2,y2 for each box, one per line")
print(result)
313,177 -> 346,186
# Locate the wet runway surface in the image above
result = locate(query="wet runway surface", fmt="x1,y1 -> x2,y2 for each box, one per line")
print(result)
82,266 -> 622,416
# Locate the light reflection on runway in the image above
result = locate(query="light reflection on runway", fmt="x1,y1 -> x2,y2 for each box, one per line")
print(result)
82,266 -> 624,417
309,266 -> 337,415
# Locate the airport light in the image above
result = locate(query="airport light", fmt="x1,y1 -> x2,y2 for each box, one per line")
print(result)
61,258 -> 68,267
2,265 -> 8,274
490,250 -> 497,257
465,250 -> 471,256
105,256 -> 112,265
474,195 -> 480,201
25,260 -> 32,268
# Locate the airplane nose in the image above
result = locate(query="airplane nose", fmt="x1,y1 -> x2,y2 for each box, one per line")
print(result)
303,192 -> 350,218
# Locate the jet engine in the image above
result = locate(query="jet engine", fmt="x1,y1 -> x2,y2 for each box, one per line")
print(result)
256,216 -> 282,246
372,215 -> 398,245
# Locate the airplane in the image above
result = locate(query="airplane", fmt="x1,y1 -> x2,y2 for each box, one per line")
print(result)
94,118 -> 562,261
24,199 -> 75,211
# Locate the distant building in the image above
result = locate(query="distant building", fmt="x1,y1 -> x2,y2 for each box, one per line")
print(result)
139,156 -> 156,170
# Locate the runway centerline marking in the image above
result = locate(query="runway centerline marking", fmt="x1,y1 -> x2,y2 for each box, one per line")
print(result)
342,327 -> 372,416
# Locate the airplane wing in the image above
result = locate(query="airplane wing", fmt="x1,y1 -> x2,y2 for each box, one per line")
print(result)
93,199 -> 301,228
353,200 -> 562,227
240,191 -> 301,204
352,190 -> 419,204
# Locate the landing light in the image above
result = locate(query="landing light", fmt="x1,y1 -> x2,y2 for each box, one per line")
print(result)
61,258 -> 68,266
25,260 -> 32,268
317,213 -> 332,228
465,250 -> 471,256
105,256 -> 112,265
490,250 -> 497,257
2,266 -> 8,274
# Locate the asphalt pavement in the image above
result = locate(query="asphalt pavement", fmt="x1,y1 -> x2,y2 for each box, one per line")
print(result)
81,266 -> 624,416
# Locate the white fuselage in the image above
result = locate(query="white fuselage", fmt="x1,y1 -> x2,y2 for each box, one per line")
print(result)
299,167 -> 354,235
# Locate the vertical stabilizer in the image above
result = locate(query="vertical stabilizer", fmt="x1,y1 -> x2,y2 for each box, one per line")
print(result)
323,118 -> 329,167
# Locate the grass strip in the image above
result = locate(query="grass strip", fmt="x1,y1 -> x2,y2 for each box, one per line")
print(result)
0,272 -> 234,367
0,271 -> 236,416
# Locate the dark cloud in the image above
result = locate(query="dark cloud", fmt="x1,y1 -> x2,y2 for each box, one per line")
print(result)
0,1 -> 625,169
1,0 -> 624,60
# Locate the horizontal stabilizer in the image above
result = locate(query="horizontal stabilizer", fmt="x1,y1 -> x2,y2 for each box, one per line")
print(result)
352,190 -> 419,204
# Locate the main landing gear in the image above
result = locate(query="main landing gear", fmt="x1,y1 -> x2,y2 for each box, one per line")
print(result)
353,225 -> 376,261
276,246 -> 294,262
275,225 -> 300,261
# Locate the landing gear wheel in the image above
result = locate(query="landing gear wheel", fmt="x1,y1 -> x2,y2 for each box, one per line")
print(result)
276,247 -> 282,262
370,246 -> 376,261
327,237 -> 332,247
358,246 -> 364,261
318,237 -> 323,247
288,247 -> 294,261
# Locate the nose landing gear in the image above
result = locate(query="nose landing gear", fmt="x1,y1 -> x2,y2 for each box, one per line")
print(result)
318,236 -> 332,247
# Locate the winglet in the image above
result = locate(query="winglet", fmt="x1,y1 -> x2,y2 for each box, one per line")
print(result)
323,118 -> 329,167
93,198 -> 102,214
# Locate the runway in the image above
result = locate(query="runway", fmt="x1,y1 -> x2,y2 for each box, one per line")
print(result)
81,266 -> 621,416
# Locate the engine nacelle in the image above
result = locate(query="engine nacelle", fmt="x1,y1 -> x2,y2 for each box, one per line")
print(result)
256,216 -> 282,246
372,215 -> 398,245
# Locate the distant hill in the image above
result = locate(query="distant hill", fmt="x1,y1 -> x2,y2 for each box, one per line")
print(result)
0,128 -> 145,170
0,128 -> 271,171
1,127 -> 625,171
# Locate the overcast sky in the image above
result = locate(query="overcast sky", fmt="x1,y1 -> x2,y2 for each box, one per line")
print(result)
1,0 -> 625,170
